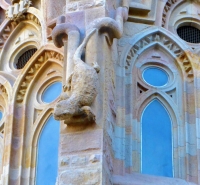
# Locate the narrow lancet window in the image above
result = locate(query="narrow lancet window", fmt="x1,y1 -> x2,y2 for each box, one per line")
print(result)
141,99 -> 173,177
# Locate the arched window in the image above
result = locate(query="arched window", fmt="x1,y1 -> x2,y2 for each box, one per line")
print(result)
129,47 -> 182,177
141,99 -> 173,177
36,115 -> 60,185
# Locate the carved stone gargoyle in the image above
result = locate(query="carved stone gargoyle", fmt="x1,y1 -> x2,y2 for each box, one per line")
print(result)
53,29 -> 99,126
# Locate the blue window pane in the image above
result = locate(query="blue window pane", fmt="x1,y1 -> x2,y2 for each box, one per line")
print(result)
143,67 -> 168,87
36,115 -> 60,185
141,99 -> 173,177
42,82 -> 62,103
0,112 -> 2,121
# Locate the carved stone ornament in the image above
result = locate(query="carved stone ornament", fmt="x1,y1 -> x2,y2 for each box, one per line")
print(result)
53,29 -> 99,126
52,6 -> 128,126
6,0 -> 32,21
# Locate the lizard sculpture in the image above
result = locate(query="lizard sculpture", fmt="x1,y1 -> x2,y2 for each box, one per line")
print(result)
54,29 -> 99,125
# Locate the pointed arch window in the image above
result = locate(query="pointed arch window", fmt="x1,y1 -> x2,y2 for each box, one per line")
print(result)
36,115 -> 60,185
141,99 -> 173,177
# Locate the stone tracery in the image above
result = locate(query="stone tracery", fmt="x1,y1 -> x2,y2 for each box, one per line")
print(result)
125,31 -> 194,81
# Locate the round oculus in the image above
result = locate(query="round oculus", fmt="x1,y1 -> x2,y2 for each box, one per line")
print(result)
41,82 -> 62,103
142,67 -> 168,87
177,26 -> 200,44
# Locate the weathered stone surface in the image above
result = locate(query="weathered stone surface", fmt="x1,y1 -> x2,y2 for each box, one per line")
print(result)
59,168 -> 101,185
60,129 -> 102,154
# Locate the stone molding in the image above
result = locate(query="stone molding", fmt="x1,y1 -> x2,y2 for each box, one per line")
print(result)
0,13 -> 40,49
162,0 -> 180,27
124,28 -> 194,81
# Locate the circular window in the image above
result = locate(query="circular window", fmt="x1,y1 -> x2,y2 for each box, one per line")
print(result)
177,26 -> 200,43
41,82 -> 62,103
16,48 -> 37,69
143,67 -> 168,87
0,111 -> 3,121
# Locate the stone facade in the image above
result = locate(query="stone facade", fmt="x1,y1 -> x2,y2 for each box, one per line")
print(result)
0,0 -> 200,185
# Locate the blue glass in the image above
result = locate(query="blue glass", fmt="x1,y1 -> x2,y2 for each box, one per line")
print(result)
0,112 -> 2,121
143,67 -> 168,87
42,82 -> 62,103
141,99 -> 173,177
36,115 -> 60,185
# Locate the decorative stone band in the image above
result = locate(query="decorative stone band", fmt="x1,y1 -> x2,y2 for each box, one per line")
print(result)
0,13 -> 40,49
125,32 -> 194,81
0,21 -> 17,49
162,0 -> 179,27
16,50 -> 64,103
